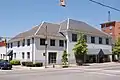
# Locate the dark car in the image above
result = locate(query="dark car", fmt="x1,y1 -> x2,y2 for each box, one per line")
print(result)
0,61 -> 12,70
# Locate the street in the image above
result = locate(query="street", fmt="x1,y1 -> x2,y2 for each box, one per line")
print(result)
0,63 -> 120,80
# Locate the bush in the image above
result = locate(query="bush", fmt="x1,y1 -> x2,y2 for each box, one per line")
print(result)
34,62 -> 43,67
26,62 -> 34,67
21,62 -> 33,67
22,62 -> 35,67
21,62 -> 26,66
0,59 -> 4,62
10,60 -> 20,65
21,62 -> 43,67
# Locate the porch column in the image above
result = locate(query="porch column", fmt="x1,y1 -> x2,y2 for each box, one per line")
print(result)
109,55 -> 112,62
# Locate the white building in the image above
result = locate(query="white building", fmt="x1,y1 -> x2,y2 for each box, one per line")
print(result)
6,19 -> 113,64
0,37 -> 7,60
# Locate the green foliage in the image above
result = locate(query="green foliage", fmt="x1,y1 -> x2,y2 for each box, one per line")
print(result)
61,50 -> 68,65
10,60 -> 20,65
22,62 -> 33,67
113,38 -> 120,55
72,33 -> 88,56
0,59 -> 4,62
21,62 -> 43,67
34,62 -> 43,67
72,33 -> 88,65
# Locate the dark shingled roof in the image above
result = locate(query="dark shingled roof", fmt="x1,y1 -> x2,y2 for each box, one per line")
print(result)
9,19 -> 111,42
60,19 -> 111,37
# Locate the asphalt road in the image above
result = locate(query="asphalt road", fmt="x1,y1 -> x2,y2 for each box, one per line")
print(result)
0,67 -> 120,80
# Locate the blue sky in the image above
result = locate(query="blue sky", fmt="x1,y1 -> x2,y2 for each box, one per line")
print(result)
0,0 -> 120,37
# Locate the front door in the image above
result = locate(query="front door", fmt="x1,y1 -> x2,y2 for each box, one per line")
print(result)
48,52 -> 57,64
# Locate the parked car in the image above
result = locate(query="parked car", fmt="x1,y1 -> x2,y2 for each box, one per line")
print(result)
0,60 -> 12,70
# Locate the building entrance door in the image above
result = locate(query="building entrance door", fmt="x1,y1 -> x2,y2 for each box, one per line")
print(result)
48,52 -> 57,64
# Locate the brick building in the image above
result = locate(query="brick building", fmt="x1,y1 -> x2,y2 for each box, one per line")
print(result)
101,21 -> 120,40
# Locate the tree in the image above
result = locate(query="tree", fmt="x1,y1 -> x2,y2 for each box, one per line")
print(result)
113,37 -> 120,59
61,50 -> 68,66
72,33 -> 88,65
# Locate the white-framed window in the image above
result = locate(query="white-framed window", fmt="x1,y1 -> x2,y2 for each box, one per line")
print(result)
103,24 -> 106,30
1,54 -> 2,58
17,41 -> 20,47
27,52 -> 30,59
91,36 -> 95,43
106,38 -> 109,45
27,39 -> 30,46
50,39 -> 55,46
72,34 -> 77,42
59,40 -> 64,47
22,52 -> 25,59
22,39 -> 25,46
99,37 -> 102,44
14,53 -> 16,59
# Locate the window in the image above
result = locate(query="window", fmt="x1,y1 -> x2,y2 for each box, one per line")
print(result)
40,38 -> 45,45
14,53 -> 16,59
22,39 -> 25,46
32,38 -> 34,44
17,41 -> 20,47
7,43 -> 9,48
22,52 -> 25,59
50,39 -> 55,46
84,35 -> 87,42
59,40 -> 64,47
11,43 -> 13,48
91,36 -> 95,43
27,52 -> 30,59
103,25 -> 106,30
109,26 -> 112,30
1,54 -> 2,58
27,39 -> 30,46
72,34 -> 77,42
99,37 -> 102,44
106,38 -> 109,45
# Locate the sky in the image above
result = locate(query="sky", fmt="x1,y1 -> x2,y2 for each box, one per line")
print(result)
0,0 -> 120,37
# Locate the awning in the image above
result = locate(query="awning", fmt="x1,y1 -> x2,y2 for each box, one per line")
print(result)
87,49 -> 100,55
102,49 -> 112,55
6,50 -> 13,56
87,49 -> 112,55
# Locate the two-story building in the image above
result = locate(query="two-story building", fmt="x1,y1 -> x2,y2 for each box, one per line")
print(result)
0,37 -> 7,60
6,19 -> 113,65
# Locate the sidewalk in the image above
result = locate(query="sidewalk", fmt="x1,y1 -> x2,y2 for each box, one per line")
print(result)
12,62 -> 120,70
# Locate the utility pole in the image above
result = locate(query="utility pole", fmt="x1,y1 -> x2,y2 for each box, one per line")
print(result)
108,11 -> 111,22
45,26 -> 48,68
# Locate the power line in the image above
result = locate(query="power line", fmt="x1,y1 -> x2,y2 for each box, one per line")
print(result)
89,0 -> 120,12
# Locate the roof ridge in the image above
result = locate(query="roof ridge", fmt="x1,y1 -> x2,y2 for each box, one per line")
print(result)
34,21 -> 44,35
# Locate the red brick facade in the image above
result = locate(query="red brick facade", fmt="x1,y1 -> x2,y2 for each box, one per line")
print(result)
0,41 -> 6,47
101,21 -> 120,40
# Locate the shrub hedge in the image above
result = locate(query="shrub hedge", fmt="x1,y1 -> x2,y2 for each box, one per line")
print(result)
10,60 -> 20,65
21,62 -> 43,67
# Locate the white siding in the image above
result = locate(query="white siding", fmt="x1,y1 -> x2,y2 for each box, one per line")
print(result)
66,31 -> 112,64
8,38 -> 33,62
0,46 -> 6,60
35,37 -> 64,64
